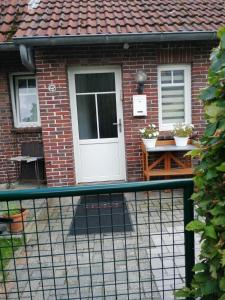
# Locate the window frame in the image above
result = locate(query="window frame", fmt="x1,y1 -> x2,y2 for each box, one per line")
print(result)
9,73 -> 41,128
157,64 -> 191,131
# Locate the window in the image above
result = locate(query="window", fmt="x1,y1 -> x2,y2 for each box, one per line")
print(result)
158,65 -> 191,131
10,75 -> 40,128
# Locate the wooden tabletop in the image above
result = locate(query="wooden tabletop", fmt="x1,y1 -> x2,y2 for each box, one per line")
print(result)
145,144 -> 197,152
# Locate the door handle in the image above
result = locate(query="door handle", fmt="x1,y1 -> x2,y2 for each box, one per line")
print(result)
112,119 -> 122,133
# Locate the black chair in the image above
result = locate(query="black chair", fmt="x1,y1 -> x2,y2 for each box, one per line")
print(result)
8,142 -> 45,187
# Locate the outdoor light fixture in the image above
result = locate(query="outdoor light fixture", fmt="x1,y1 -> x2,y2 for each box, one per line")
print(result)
135,70 -> 147,94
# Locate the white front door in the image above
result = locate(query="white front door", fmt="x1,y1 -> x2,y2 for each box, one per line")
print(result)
68,66 -> 126,183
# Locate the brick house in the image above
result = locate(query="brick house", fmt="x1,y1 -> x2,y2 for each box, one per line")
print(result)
0,0 -> 225,187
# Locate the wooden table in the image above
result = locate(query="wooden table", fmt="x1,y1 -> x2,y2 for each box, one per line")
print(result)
141,140 -> 196,180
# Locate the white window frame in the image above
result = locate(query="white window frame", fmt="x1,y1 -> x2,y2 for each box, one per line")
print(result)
9,73 -> 41,128
157,64 -> 191,131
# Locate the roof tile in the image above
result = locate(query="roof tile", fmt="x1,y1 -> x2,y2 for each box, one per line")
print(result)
1,0 -> 225,44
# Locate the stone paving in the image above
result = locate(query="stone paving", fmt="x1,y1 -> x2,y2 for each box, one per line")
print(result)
0,189 -> 195,300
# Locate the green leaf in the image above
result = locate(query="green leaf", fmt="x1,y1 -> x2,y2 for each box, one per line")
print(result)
220,278 -> 225,291
186,220 -> 205,232
174,288 -> 191,298
210,206 -> 225,216
200,280 -> 218,295
204,225 -> 217,239
218,27 -> 225,39
200,86 -> 217,101
212,216 -> 225,226
217,162 -> 225,172
192,262 -> 207,272
206,169 -> 218,180
219,293 -> 225,300
220,250 -> 225,266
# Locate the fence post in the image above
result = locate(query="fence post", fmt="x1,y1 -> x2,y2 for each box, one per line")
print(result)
183,182 -> 194,299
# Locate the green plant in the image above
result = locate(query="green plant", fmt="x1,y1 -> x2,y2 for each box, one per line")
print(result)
139,124 -> 159,139
0,237 -> 24,282
175,27 -> 225,299
6,204 -> 21,216
172,123 -> 194,137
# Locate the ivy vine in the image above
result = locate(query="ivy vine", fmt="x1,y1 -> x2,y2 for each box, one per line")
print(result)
176,27 -> 225,300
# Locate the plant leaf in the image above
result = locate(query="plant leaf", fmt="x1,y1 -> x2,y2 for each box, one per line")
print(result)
186,220 -> 205,232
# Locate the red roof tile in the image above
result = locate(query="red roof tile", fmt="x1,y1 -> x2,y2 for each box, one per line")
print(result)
0,0 -> 27,42
1,0 -> 225,43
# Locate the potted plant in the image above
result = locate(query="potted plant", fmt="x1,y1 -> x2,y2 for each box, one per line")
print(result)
2,204 -> 28,234
139,124 -> 159,148
172,123 -> 194,146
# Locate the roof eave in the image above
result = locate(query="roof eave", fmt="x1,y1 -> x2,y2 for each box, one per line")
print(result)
0,42 -> 18,51
13,31 -> 218,46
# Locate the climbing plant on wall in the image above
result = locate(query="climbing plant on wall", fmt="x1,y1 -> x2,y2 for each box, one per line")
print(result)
176,27 -> 225,299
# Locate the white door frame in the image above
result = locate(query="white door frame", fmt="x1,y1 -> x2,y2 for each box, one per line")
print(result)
68,65 -> 126,183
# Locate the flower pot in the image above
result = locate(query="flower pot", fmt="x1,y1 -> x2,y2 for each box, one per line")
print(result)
4,209 -> 28,234
174,136 -> 189,147
142,138 -> 157,149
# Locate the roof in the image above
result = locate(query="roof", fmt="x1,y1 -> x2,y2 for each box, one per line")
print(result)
1,0 -> 225,44
0,0 -> 27,43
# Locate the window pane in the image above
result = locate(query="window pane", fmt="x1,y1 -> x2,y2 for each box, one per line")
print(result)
173,70 -> 184,83
161,86 -> 185,123
28,79 -> 36,88
97,94 -> 118,139
77,95 -> 98,139
161,71 -> 172,84
18,78 -> 38,124
75,73 -> 115,93
18,79 -> 27,89
18,95 -> 38,123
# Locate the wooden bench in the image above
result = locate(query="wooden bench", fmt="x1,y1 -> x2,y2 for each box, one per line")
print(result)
141,139 -> 196,180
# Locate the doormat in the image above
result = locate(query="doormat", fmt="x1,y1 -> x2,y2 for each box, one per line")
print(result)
69,194 -> 133,235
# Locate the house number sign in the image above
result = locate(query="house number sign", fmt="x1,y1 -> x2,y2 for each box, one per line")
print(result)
48,84 -> 56,92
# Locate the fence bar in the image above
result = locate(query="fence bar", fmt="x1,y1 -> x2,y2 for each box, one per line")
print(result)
183,182 -> 195,299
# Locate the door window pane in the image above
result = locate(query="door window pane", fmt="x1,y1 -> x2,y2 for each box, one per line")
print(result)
77,95 -> 98,139
97,94 -> 118,138
75,73 -> 115,93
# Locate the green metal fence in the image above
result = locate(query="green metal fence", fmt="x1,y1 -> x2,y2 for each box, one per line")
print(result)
0,179 -> 194,300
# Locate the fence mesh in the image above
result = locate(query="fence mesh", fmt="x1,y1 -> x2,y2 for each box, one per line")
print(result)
0,185 -> 192,300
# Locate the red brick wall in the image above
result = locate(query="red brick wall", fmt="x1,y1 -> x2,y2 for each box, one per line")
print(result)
35,41 -> 213,186
0,52 -> 42,185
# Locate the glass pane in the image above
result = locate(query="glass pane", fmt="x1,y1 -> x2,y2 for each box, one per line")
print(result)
161,86 -> 185,123
18,79 -> 27,89
77,95 -> 98,139
28,79 -> 36,88
161,71 -> 172,84
75,73 -> 115,93
97,94 -> 118,139
173,70 -> 184,83
18,95 -> 38,123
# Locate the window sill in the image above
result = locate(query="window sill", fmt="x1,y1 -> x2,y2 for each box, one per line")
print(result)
11,127 -> 42,134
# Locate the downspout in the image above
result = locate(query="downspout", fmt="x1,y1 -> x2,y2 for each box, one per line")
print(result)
19,44 -> 35,72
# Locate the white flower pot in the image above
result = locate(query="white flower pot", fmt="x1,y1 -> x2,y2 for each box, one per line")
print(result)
142,138 -> 157,149
174,136 -> 189,147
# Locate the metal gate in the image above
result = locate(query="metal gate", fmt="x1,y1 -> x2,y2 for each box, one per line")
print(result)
0,179 -> 194,300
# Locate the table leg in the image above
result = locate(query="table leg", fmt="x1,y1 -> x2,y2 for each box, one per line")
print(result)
34,160 -> 41,188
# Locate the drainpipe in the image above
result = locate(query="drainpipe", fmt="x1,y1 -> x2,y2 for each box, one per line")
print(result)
19,44 -> 35,72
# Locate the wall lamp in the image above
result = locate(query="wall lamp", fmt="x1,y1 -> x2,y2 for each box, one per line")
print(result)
135,70 -> 147,94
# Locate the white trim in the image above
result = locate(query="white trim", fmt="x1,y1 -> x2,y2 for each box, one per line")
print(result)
157,64 -> 191,131
68,65 -> 126,183
9,73 -> 41,128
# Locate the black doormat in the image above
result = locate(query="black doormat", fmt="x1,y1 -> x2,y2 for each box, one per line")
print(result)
69,194 -> 133,235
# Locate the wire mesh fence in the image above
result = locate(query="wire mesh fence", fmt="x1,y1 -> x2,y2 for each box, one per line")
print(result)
0,180 -> 194,300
